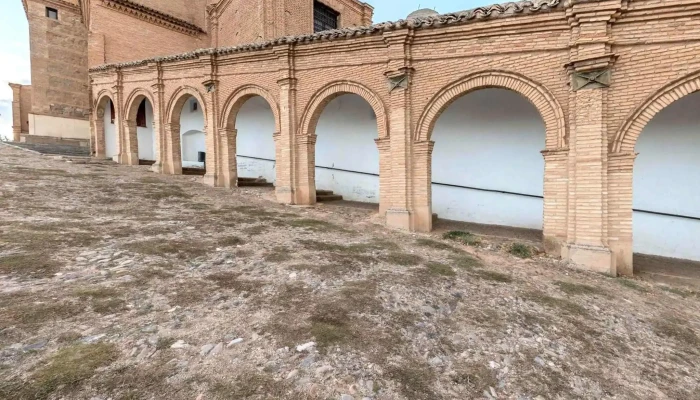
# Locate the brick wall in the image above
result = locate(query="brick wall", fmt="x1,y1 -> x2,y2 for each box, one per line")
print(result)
90,2 -> 207,66
214,0 -> 372,47
27,0 -> 90,120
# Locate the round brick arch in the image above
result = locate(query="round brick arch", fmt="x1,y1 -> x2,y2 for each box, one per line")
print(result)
220,85 -> 281,132
415,70 -> 566,149
613,70 -> 700,153
298,81 -> 388,138
94,89 -> 115,116
165,86 -> 208,125
124,88 -> 156,121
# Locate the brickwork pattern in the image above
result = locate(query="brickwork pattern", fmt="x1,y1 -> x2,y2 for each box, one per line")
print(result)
88,0 -> 700,276
27,0 -> 90,120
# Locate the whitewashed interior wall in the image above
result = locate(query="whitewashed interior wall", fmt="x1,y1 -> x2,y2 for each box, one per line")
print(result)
315,94 -> 379,203
137,100 -> 155,161
634,92 -> 700,261
235,96 -> 276,182
431,89 -> 545,229
104,100 -> 117,159
179,97 -> 205,168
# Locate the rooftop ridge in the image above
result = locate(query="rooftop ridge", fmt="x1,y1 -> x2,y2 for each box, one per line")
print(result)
89,0 -> 561,73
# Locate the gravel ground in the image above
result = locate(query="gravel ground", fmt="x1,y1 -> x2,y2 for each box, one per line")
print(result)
0,144 -> 699,400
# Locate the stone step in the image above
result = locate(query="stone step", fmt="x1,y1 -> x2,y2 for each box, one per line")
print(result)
182,167 -> 206,176
139,159 -> 156,166
238,177 -> 273,187
316,189 -> 343,202
10,142 -> 90,157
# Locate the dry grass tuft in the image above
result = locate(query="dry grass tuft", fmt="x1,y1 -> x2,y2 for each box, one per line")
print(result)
0,343 -> 119,399
124,239 -> 213,260
386,359 -> 438,400
523,291 -> 588,316
554,281 -> 607,296
443,231 -> 481,246
0,254 -> 61,278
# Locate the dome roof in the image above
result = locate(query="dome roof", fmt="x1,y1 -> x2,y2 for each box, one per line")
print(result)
407,8 -> 439,19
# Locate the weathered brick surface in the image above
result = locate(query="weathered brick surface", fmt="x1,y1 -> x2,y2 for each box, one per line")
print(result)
26,0 -> 89,120
83,0 -> 700,275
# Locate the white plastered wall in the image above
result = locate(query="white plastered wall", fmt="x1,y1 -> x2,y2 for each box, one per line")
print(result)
634,91 -> 700,261
104,101 -> 118,159
137,100 -> 155,161
315,94 -> 379,203
28,114 -> 91,139
235,96 -> 276,183
431,89 -> 545,230
179,97 -> 205,168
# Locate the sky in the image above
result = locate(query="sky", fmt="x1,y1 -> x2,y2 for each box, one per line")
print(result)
0,0 -> 485,140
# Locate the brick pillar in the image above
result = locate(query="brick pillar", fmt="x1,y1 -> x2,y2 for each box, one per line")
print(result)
375,137 -> 391,216
542,148 -> 570,256
608,152 -> 636,276
123,121 -> 139,166
564,87 -> 615,275
275,76 -> 298,204
383,30 -> 415,231
9,83 -> 22,142
164,123 -> 182,175
94,108 -> 106,158
113,75 -> 126,164
202,77 -> 220,187
219,128 -> 238,188
412,140 -> 434,232
563,0 -> 621,275
296,134 -> 317,205
151,72 -> 165,173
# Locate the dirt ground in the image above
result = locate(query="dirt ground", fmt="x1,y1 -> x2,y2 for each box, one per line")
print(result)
1,144 -> 699,400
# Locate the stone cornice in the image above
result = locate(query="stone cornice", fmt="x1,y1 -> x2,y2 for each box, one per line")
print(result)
90,0 -> 562,72
98,0 -> 205,36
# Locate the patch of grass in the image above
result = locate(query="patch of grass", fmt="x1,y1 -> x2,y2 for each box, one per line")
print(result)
97,361 -> 179,400
137,266 -> 175,281
124,239 -> 212,260
450,253 -> 481,270
297,239 -> 383,254
287,218 -> 344,232
309,301 -> 353,350
523,291 -> 588,316
473,269 -> 513,283
140,185 -> 192,201
660,286 -> 698,298
12,343 -> 119,399
156,337 -> 177,350
443,231 -> 481,246
618,278 -> 648,293
73,286 -> 126,315
217,236 -> 244,247
381,252 -> 423,266
509,243 -> 533,259
386,359 -> 438,400
425,262 -> 455,277
0,254 -> 61,278
167,281 -> 212,306
264,247 -> 293,263
652,317 -> 700,346
415,238 -> 456,251
451,362 -> 498,396
205,272 -> 259,292
0,299 -> 83,326
554,281 -> 607,296
57,331 -> 82,344
242,225 -> 268,236
208,372 -> 293,399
